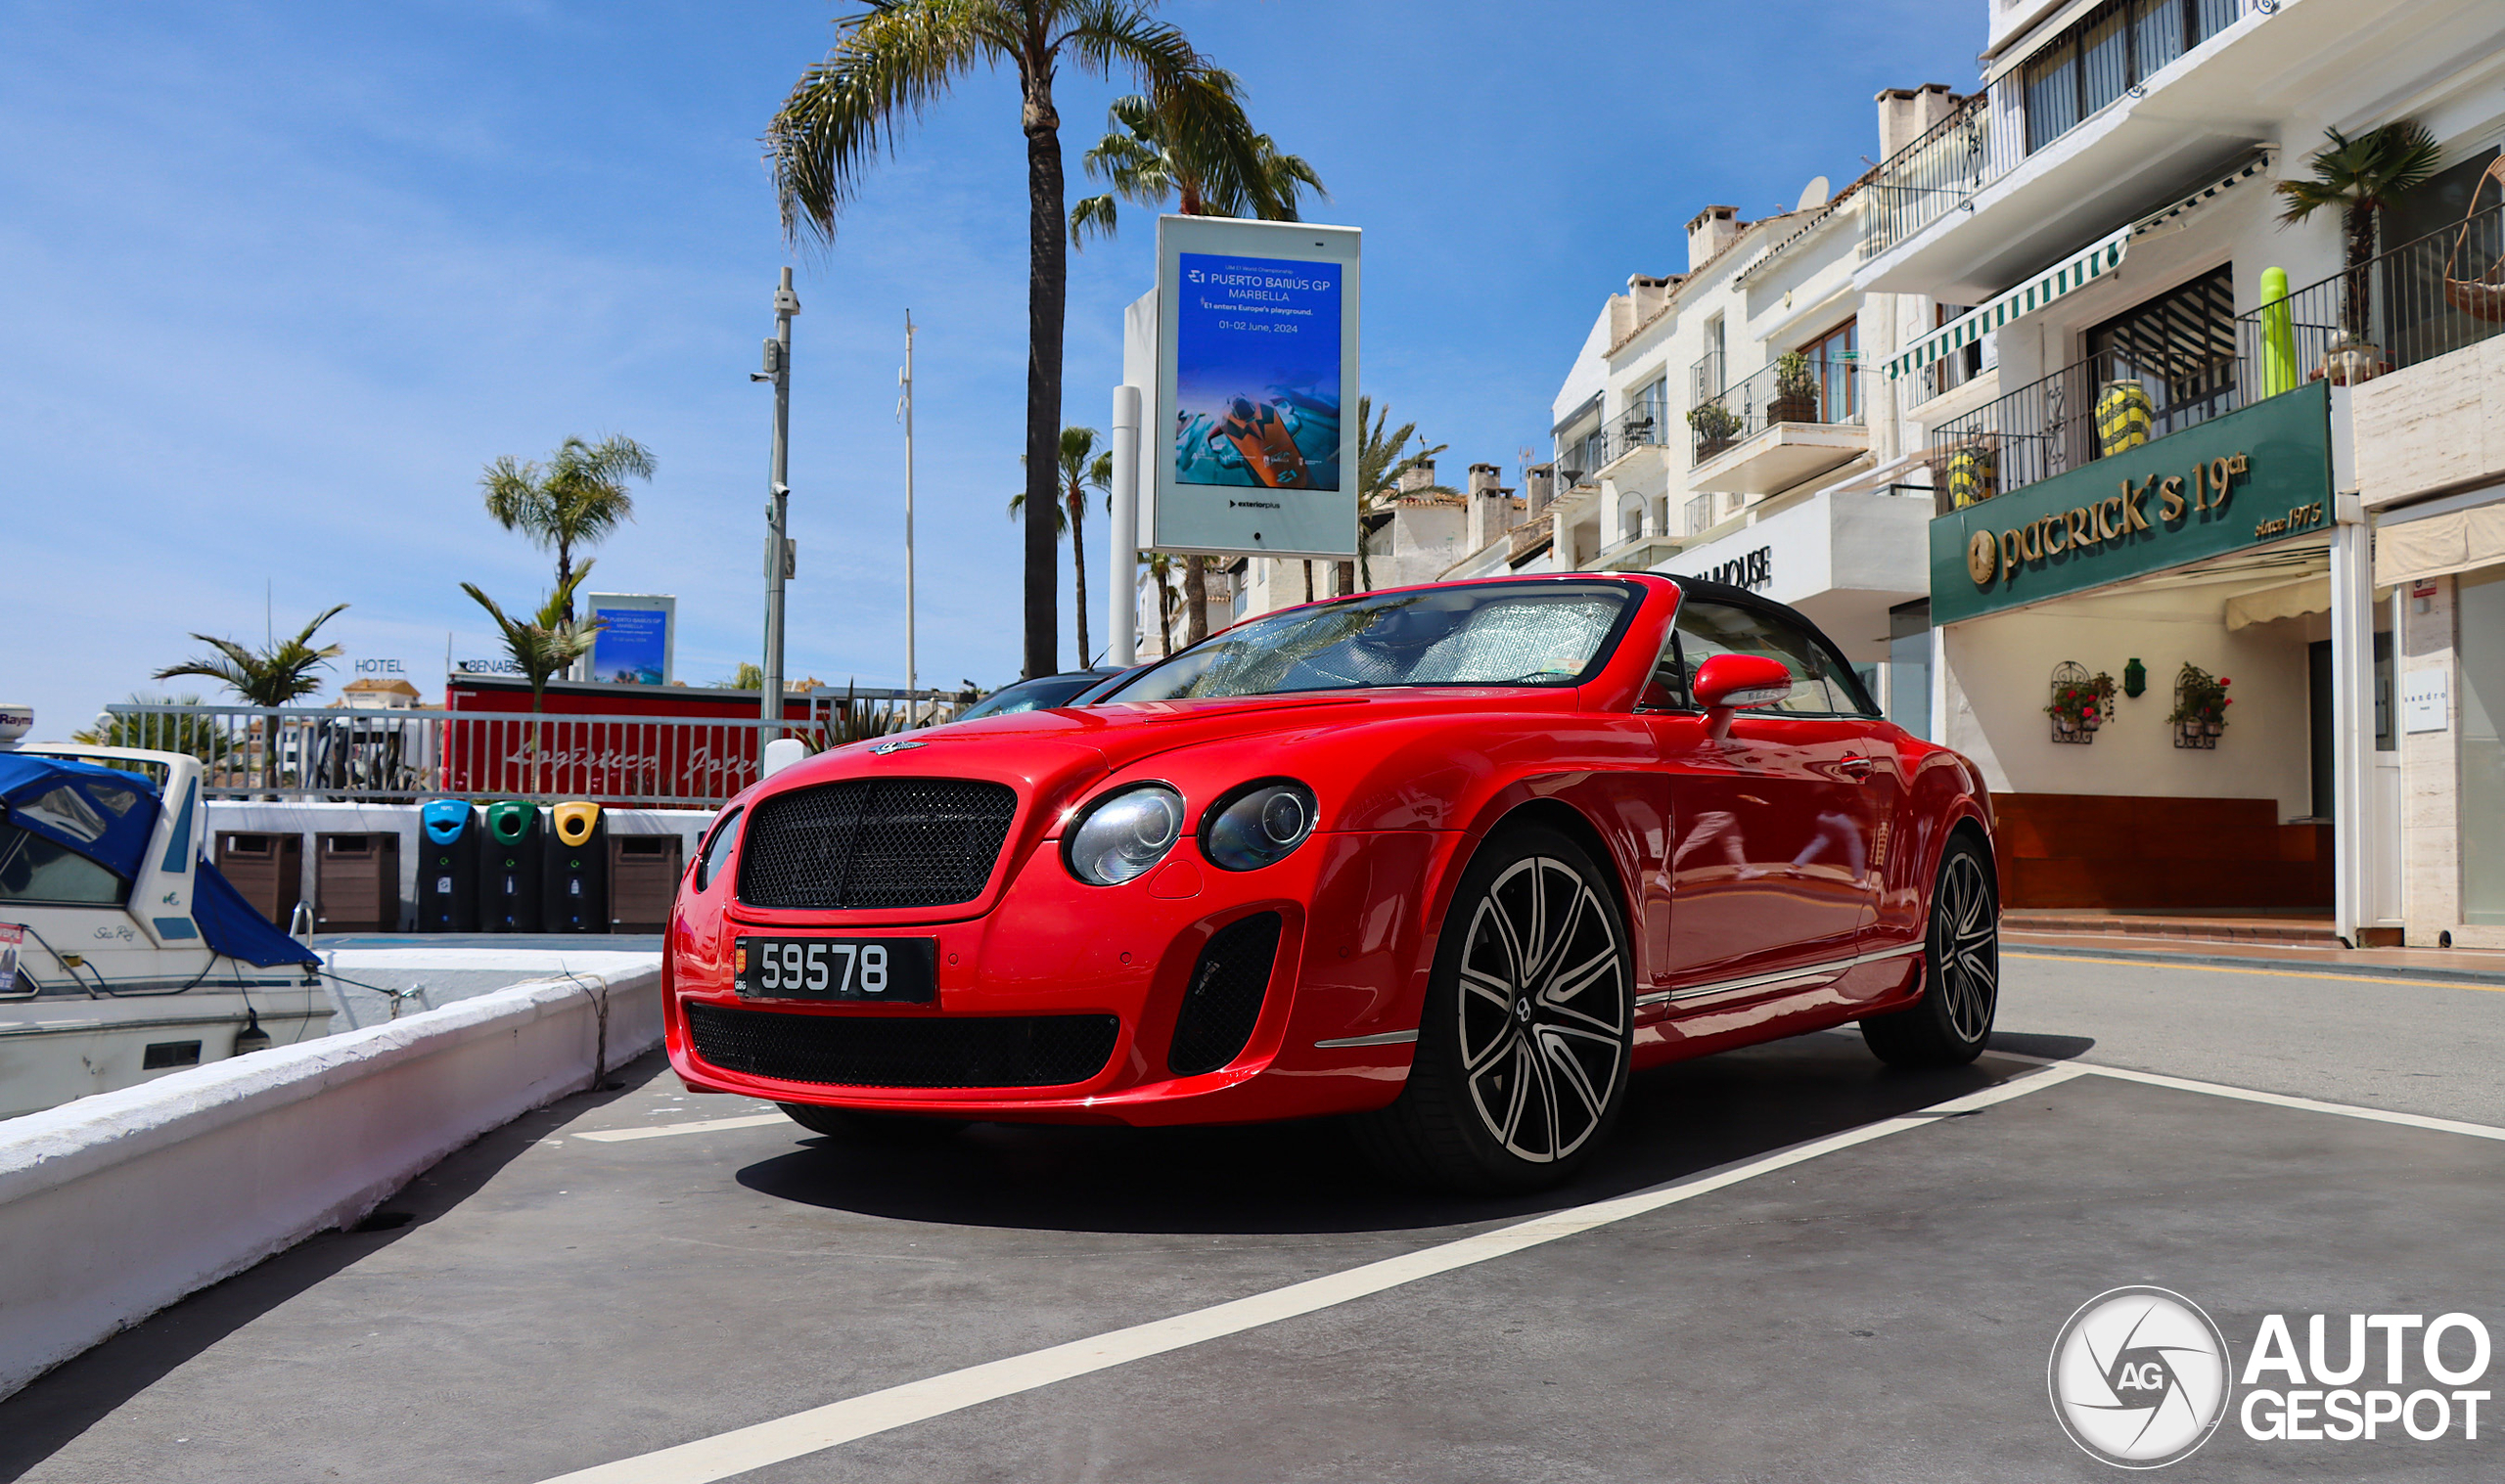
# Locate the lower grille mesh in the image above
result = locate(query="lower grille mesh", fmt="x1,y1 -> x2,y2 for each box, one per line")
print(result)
1167,912 -> 1282,1077
687,1002 -> 1118,1089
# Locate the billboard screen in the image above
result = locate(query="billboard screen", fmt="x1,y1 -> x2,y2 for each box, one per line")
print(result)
1150,217 -> 1358,558
582,593 -> 674,687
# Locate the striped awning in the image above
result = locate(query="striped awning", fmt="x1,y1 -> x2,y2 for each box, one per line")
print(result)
1884,152 -> 2270,380
1884,228 -> 2128,380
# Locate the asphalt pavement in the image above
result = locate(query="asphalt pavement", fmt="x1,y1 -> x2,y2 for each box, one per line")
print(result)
5,952 -> 2500,1482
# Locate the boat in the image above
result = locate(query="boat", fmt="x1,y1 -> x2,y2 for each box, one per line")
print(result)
0,742 -> 332,1120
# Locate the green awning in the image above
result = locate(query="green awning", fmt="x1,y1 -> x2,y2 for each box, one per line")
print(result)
1885,153 -> 2269,380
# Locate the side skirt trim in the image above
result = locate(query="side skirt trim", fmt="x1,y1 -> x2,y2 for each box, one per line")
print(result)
1312,1029 -> 1421,1050
1634,938 -> 1925,1010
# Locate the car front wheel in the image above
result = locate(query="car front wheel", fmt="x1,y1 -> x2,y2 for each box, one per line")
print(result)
1359,824 -> 1633,1193
1860,832 -> 1998,1067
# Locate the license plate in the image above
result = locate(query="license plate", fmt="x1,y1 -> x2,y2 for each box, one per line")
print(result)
736,936 -> 936,1003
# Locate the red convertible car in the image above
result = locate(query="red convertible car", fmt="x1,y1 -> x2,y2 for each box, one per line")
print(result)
663,574 -> 1999,1192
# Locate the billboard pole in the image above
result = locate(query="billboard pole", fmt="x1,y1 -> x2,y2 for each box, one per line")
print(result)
757,266 -> 800,727
903,311 -> 918,717
1109,383 -> 1141,667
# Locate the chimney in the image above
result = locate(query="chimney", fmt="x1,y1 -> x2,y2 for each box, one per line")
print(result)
1607,289 -> 1635,345
1398,457 -> 1436,494
1686,206 -> 1742,271
1467,463 -> 1510,552
1875,83 -> 1960,162
1626,273 -> 1673,326
1524,464 -> 1555,513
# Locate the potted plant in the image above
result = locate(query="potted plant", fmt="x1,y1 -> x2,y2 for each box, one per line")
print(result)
1687,401 -> 1743,458
2045,671 -> 2117,741
2166,664 -> 2232,742
1768,351 -> 1820,425
2275,120 -> 2443,385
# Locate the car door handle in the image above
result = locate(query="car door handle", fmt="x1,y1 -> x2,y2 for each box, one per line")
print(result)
1839,754 -> 1874,779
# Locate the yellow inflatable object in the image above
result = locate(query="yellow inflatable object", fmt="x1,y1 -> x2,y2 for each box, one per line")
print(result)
2096,381 -> 2152,458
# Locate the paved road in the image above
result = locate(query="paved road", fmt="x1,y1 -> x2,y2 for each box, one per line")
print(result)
5,953 -> 2500,1482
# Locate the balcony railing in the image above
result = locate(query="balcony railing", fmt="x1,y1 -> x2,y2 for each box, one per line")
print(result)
1605,403 -> 1668,466
1862,0 -> 2259,260
1927,201 -> 2505,516
1689,357 -> 1863,466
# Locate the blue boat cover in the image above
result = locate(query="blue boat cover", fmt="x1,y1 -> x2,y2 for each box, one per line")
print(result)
0,751 -> 316,967
193,857 -> 320,967
0,751 -> 162,881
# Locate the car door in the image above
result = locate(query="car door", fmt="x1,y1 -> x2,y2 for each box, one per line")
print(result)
1642,597 -> 1884,997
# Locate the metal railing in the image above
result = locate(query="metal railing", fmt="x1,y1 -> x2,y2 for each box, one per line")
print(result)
2238,198 -> 2505,382
1931,202 -> 2505,514
1689,357 -> 1864,465
95,693 -> 966,807
1604,403 -> 1668,466
1862,0 -> 2259,259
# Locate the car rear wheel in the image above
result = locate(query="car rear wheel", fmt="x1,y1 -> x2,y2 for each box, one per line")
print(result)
779,1102 -> 969,1144
1358,825 -> 1632,1194
1860,833 -> 1998,1067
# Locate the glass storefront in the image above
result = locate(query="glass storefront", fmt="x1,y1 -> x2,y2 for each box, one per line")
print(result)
2460,569 -> 2505,922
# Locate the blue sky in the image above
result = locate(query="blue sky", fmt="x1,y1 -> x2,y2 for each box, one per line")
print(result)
2,0 -> 1983,732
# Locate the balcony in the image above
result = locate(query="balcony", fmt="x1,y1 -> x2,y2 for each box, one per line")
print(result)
1597,402 -> 1669,476
1929,202 -> 2504,515
1687,356 -> 1868,495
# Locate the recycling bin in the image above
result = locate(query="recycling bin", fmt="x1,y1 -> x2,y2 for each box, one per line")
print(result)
417,801 -> 479,932
476,801 -> 544,933
541,801 -> 609,933
315,832 -> 401,932
215,832 -> 303,927
609,832 -> 684,933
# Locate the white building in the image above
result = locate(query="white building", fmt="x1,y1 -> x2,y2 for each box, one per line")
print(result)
1858,0 -> 2505,937
1513,89 -> 1966,730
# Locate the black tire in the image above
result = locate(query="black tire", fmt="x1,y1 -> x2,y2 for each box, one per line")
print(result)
1357,824 -> 1633,1194
1861,832 -> 1999,1067
778,1102 -> 969,1144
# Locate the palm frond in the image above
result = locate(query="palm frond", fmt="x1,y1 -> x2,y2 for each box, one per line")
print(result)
767,0 -> 1004,250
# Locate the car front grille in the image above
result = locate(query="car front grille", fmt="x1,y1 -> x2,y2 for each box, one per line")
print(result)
686,1002 -> 1119,1089
737,777 -> 1018,910
1167,913 -> 1282,1077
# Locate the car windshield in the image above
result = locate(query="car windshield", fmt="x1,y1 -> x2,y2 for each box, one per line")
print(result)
955,673 -> 1113,722
1108,582 -> 1637,701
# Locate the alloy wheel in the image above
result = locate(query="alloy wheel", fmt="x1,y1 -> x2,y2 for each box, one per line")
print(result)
1455,856 -> 1628,1163
1933,850 -> 1998,1043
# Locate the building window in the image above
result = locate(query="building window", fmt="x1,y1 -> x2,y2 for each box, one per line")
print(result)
1799,320 -> 1859,424
1928,303 -> 1983,396
2019,0 -> 2240,156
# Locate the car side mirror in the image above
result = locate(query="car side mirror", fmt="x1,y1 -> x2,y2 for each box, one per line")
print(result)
1692,653 -> 1793,714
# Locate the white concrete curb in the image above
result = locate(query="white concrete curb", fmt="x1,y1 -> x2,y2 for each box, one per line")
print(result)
0,963 -> 663,1400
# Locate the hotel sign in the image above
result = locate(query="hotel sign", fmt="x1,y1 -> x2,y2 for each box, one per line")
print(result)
1930,383 -> 2334,624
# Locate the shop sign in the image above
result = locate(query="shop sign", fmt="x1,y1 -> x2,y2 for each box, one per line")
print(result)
1697,546 -> 1772,593
1930,383 -> 2334,624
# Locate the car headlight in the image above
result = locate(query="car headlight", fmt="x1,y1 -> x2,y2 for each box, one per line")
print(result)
1065,783 -> 1186,885
1201,780 -> 1317,872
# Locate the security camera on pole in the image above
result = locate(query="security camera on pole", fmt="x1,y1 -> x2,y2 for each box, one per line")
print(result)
752,267 -> 801,727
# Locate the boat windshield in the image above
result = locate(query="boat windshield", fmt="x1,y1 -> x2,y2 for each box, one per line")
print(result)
1107,581 -> 1638,701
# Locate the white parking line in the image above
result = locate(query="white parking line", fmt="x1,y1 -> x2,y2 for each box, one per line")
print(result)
576,1114 -> 791,1144
1981,1049 -> 2505,1142
528,1063 -> 2088,1484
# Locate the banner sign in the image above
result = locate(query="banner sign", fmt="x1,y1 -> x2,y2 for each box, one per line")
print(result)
1148,216 -> 1359,558
1929,383 -> 2334,625
581,593 -> 675,686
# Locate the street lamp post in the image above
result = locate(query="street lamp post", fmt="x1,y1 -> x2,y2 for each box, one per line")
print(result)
755,267 -> 801,727
902,311 -> 918,718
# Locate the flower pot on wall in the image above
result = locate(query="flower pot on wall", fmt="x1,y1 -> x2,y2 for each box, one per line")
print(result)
2320,337 -> 2386,385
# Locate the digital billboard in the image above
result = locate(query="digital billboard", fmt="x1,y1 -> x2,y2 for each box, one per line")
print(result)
1148,216 -> 1358,558
581,592 -> 675,686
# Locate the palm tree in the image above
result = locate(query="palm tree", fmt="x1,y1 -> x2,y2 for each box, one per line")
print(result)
480,435 -> 656,621
461,565 -> 607,795
1011,427 -> 1116,666
2276,121 -> 2444,339
1345,396 -> 1453,594
769,2 -> 1230,681
76,693 -> 234,773
155,604 -> 348,789
1144,549 -> 1178,655
1068,67 -> 1326,244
